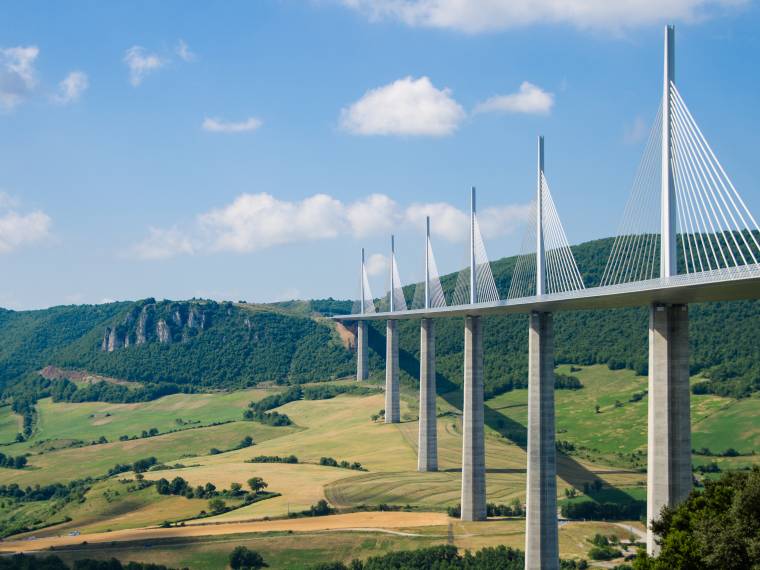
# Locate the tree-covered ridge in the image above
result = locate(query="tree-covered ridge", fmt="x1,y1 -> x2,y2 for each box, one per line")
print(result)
0,299 -> 354,393
0,236 -> 758,399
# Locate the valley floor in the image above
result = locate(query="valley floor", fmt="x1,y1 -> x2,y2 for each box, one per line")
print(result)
0,364 -> 757,568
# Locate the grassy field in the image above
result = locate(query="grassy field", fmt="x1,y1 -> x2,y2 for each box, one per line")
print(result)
0,404 -> 20,444
5,388 -> 274,455
487,364 -> 760,463
3,364 -> 758,568
37,519 -> 641,570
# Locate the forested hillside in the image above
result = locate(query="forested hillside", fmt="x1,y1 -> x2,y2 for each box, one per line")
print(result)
0,237 -> 758,402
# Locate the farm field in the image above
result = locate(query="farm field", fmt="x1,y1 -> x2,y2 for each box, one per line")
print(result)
1,365 -> 758,568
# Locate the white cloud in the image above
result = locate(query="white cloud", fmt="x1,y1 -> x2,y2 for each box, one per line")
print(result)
474,82 -> 554,115
405,201 -> 469,242
0,193 -> 52,253
124,46 -> 166,86
340,76 -> 465,136
52,71 -> 88,104
175,39 -> 195,62
133,192 -> 531,259
405,201 -> 531,242
132,227 -> 195,260
340,0 -> 746,33
346,194 -> 398,237
202,117 -> 263,133
0,45 -> 39,110
199,193 -> 345,253
366,253 -> 388,276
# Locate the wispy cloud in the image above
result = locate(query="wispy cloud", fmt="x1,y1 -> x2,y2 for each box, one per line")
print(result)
474,82 -> 554,115
131,192 -> 530,260
131,227 -> 195,260
124,46 -> 166,86
52,71 -> 88,104
340,76 -> 465,136
202,117 -> 263,133
0,192 -> 52,253
340,0 -> 747,33
0,45 -> 39,111
175,39 -> 195,62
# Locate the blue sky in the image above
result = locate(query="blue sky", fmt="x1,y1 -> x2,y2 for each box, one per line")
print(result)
1,0 -> 759,309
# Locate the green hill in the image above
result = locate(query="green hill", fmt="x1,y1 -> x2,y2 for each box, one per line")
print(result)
1,237 -> 758,406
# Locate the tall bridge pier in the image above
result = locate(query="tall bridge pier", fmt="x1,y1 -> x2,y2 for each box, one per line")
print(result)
461,314 -> 486,520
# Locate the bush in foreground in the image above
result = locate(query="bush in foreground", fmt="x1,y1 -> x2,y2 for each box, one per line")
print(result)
229,546 -> 267,569
633,467 -> 760,569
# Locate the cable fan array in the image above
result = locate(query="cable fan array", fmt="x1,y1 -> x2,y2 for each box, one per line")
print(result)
600,106 -> 663,286
451,215 -> 500,306
351,254 -> 377,315
411,235 -> 447,310
508,174 -> 585,298
602,85 -> 760,286
669,83 -> 760,273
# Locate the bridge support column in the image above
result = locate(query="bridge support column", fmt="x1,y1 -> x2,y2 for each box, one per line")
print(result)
385,320 -> 400,423
356,321 -> 368,381
647,303 -> 691,554
461,315 -> 486,521
418,318 -> 438,471
525,311 -> 559,570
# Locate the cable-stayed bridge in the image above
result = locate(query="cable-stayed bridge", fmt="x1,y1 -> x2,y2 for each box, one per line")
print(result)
335,26 -> 760,570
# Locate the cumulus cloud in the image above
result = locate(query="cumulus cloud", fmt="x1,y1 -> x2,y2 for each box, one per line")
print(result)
199,193 -> 345,253
52,71 -> 88,104
124,46 -> 166,86
132,191 -> 531,260
202,117 -> 263,133
0,193 -> 52,253
0,46 -> 39,110
175,39 -> 195,62
340,0 -> 745,33
474,82 -> 554,115
366,253 -> 388,276
340,76 -> 465,136
131,227 -> 195,260
346,194 -> 398,237
405,201 -> 531,242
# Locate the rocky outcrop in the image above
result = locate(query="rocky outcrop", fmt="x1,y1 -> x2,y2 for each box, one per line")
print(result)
157,319 -> 171,344
136,306 -> 150,345
101,300 -> 212,352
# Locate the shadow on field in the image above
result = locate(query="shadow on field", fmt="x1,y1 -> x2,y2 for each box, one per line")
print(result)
367,318 -> 641,506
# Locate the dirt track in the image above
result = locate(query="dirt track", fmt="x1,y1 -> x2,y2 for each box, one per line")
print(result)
0,511 -> 450,554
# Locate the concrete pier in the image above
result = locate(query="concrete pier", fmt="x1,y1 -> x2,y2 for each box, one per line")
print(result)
418,318 -> 438,471
647,303 -> 691,554
356,321 -> 368,381
525,311 -> 559,570
461,315 -> 486,521
385,320 -> 400,423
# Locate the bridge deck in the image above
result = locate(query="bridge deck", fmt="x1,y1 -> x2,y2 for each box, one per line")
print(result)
334,264 -> 760,321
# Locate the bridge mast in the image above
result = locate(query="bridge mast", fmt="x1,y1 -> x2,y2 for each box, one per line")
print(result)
357,248 -> 368,380
661,25 -> 676,278
536,136 -> 546,295
470,187 -> 477,304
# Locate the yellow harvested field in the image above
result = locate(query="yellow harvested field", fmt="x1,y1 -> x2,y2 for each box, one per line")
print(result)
0,511 -> 451,554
